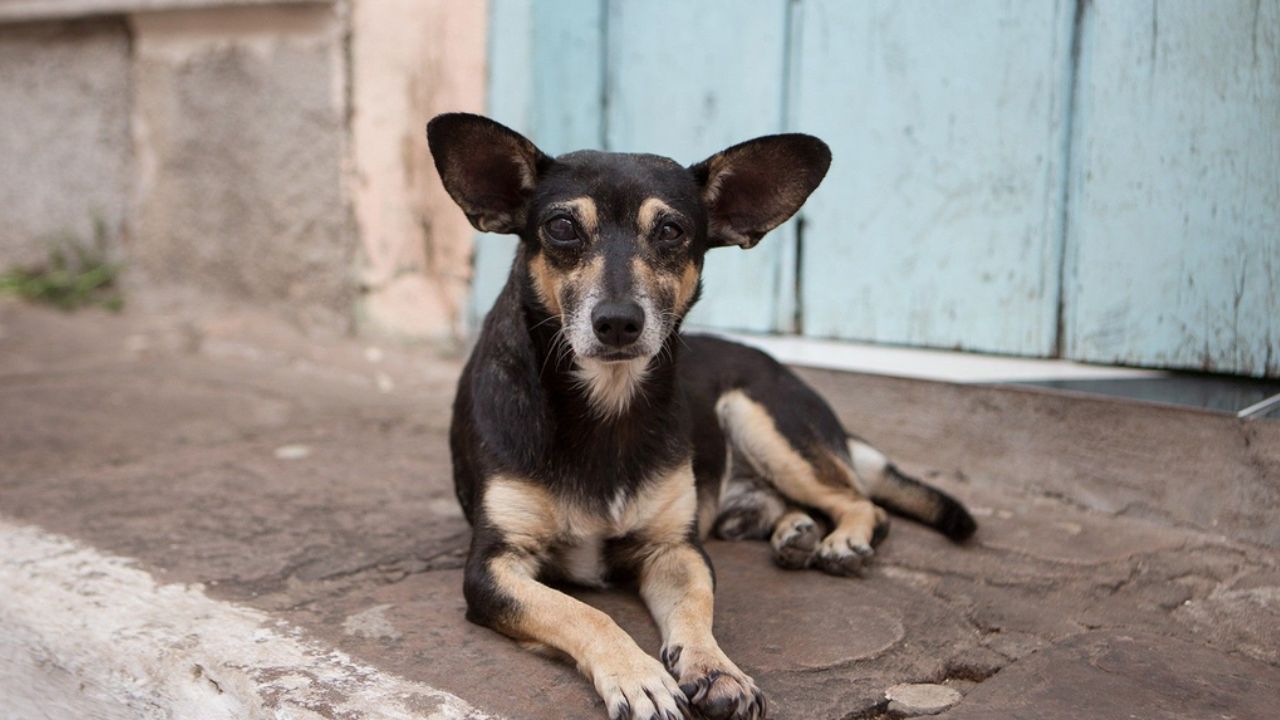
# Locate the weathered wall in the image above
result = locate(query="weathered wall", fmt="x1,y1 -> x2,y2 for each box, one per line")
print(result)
0,18 -> 132,268
349,0 -> 487,340
0,0 -> 488,339
129,4 -> 353,324
487,0 -> 1279,375
1063,0 -> 1280,377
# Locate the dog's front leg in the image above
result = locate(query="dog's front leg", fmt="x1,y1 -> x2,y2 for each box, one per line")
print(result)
640,544 -> 766,720
468,549 -> 690,720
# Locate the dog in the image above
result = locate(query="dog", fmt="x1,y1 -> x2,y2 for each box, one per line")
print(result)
427,113 -> 976,720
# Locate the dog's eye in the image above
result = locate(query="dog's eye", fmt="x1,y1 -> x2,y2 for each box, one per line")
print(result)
544,216 -> 580,245
656,222 -> 684,244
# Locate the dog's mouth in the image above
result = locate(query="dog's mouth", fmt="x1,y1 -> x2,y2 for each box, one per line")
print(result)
585,348 -> 646,362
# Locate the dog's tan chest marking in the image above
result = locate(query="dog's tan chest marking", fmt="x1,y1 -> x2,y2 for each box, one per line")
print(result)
484,467 -> 698,580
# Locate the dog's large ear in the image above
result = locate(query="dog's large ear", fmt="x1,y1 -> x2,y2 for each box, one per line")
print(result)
690,134 -> 831,249
427,113 -> 551,234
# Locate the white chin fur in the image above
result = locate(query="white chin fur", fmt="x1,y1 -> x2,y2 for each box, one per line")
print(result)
573,356 -> 651,419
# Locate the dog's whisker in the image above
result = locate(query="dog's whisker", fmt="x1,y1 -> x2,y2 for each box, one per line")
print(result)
541,321 -> 573,376
529,314 -> 560,332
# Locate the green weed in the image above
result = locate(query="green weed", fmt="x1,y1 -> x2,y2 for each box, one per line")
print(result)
1,220 -> 123,311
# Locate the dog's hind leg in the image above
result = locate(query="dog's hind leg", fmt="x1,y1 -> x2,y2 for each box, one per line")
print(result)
716,389 -> 888,576
713,467 -> 825,570
712,455 -> 787,541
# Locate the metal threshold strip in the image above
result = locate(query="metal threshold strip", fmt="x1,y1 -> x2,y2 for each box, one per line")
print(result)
1238,393 -> 1280,420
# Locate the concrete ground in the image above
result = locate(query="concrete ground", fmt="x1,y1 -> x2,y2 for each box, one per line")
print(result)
2,297 -> 1278,719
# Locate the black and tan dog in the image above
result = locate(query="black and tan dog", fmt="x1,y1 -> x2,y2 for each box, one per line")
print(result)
427,113 -> 976,720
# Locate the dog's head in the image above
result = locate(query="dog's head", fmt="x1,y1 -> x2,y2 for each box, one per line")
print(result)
428,113 -> 830,363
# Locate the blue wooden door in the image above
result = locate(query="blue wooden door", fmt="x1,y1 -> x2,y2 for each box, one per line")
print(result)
471,0 -> 607,324
1062,0 -> 1280,376
475,0 -> 1280,377
791,0 -> 1076,355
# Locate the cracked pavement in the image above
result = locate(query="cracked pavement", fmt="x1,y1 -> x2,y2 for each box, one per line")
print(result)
2,298 -> 1278,719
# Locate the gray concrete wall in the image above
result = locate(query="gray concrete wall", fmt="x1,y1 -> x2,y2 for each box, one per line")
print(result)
129,4 -> 353,323
0,1 -> 489,339
0,18 -> 132,268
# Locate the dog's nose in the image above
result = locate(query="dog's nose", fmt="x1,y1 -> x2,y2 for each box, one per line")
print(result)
591,301 -> 645,348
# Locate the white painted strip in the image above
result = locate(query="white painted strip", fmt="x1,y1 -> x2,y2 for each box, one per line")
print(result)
703,331 -> 1167,384
0,518 -> 494,720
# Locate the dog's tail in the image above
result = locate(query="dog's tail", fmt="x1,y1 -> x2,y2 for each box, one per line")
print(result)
848,437 -> 977,542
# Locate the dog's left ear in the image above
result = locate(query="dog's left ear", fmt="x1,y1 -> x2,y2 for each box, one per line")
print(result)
427,113 -> 552,234
690,134 -> 831,249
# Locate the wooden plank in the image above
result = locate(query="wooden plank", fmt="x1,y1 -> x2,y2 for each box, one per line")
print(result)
791,0 -> 1077,355
1063,0 -> 1280,377
604,0 -> 793,334
531,0 -> 606,155
469,0 -> 605,328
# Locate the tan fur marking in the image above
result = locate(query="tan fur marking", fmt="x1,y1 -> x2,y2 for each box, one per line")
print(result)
630,463 -> 699,545
527,253 -> 563,316
483,476 -> 559,553
630,255 -> 701,318
640,545 -> 715,642
488,553 -> 617,650
675,262 -> 700,314
631,255 -> 657,288
560,196 -> 599,237
531,251 -> 608,321
637,197 -> 675,235
810,444 -> 861,491
635,197 -> 699,312
716,390 -> 879,546
633,489 -> 753,702
639,542 -> 761,713
484,467 -> 696,558
575,252 -> 605,287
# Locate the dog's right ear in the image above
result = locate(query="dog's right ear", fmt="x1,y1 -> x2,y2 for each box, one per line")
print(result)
427,113 -> 551,234
690,134 -> 831,249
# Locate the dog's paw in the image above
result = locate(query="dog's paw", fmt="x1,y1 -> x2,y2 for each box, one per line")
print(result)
870,505 -> 891,547
813,529 -> 874,577
595,651 -> 691,720
662,644 -> 766,720
770,513 -> 820,570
